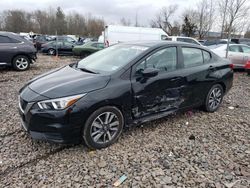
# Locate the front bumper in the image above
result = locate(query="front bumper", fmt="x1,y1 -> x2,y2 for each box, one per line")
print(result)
18,107 -> 82,144
18,89 -> 83,144
28,52 -> 37,63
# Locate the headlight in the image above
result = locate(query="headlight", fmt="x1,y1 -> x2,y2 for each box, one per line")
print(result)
37,94 -> 86,110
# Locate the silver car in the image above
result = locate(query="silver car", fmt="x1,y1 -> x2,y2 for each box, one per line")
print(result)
211,44 -> 250,68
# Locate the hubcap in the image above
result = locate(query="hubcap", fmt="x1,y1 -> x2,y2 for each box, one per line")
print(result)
49,49 -> 55,55
208,87 -> 222,110
90,112 -> 119,144
16,58 -> 28,70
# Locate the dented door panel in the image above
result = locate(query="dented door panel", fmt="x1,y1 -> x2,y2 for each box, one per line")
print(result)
131,71 -> 187,118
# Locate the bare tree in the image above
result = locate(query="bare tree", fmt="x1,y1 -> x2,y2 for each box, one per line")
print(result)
151,4 -> 178,35
224,0 -> 250,57
218,0 -> 229,38
120,17 -> 131,26
196,0 -> 215,39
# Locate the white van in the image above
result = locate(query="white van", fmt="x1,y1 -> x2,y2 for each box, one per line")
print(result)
103,25 -> 168,47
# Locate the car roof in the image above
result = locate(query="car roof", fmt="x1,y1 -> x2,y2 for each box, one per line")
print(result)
0,31 -> 28,42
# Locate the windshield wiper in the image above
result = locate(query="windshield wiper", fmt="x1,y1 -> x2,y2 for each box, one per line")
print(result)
78,67 -> 98,74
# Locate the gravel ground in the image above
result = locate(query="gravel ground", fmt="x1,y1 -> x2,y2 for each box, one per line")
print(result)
0,54 -> 249,188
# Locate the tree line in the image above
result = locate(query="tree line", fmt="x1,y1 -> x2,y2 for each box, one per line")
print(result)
122,0 -> 250,39
0,0 -> 249,39
0,7 -> 104,38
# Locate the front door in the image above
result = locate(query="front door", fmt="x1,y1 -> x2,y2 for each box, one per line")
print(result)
131,46 -> 186,119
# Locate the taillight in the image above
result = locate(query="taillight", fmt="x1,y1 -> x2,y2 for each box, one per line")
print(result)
245,60 -> 250,69
229,64 -> 234,70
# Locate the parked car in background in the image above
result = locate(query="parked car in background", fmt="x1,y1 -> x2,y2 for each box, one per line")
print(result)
73,42 -> 104,57
203,39 -> 235,46
245,60 -> 250,75
55,36 -> 76,43
198,40 -> 206,45
41,41 -> 74,55
166,36 -> 202,45
19,41 -> 233,149
34,35 -> 54,51
211,44 -> 250,69
231,38 -> 250,46
0,32 -> 37,71
103,25 -> 168,46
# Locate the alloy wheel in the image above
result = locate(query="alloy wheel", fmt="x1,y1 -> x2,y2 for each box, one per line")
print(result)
15,58 -> 28,70
90,112 -> 119,144
48,49 -> 55,55
208,87 -> 222,110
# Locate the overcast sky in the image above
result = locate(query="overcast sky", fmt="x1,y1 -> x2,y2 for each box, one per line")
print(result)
0,0 -> 200,26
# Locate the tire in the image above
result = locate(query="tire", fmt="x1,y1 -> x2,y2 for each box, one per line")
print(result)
83,106 -> 124,149
47,48 -> 56,56
204,84 -> 224,112
12,55 -> 30,71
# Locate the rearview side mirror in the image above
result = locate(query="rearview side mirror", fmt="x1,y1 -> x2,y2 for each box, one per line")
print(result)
141,68 -> 159,78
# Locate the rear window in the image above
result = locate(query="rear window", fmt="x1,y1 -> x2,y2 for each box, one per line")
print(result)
0,36 -> 20,43
182,47 -> 203,68
229,46 -> 241,52
203,51 -> 211,63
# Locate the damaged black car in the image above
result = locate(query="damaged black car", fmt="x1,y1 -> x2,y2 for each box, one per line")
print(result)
18,41 -> 233,149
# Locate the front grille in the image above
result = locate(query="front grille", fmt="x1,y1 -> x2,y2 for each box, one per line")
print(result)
19,97 -> 28,113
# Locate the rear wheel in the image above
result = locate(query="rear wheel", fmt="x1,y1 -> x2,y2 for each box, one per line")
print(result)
82,106 -> 124,149
48,48 -> 56,56
12,55 -> 30,71
204,84 -> 224,112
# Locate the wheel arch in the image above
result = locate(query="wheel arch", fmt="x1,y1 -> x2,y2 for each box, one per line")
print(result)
79,100 -> 129,130
11,54 -> 31,65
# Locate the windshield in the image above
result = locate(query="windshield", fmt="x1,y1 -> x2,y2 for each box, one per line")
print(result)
77,44 -> 148,74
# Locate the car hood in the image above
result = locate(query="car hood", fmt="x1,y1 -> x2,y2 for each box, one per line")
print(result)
28,65 -> 111,98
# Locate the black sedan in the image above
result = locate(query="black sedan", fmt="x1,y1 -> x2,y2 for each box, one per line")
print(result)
41,41 -> 74,55
18,41 -> 233,149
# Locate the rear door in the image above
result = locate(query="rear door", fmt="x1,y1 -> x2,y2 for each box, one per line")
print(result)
62,42 -> 74,54
131,46 -> 187,119
177,46 -> 219,107
228,45 -> 244,67
241,45 -> 250,64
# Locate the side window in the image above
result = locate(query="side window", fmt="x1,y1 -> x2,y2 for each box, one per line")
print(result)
97,43 -> 104,49
229,46 -> 240,52
9,38 -> 20,43
241,46 -> 250,53
203,50 -> 211,63
161,35 -> 168,40
136,47 -> 177,73
177,38 -> 185,42
64,42 -> 73,47
0,36 -> 11,43
182,47 -> 203,68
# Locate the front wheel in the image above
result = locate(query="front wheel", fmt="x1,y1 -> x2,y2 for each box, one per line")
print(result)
204,84 -> 224,112
82,106 -> 124,149
12,55 -> 30,71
